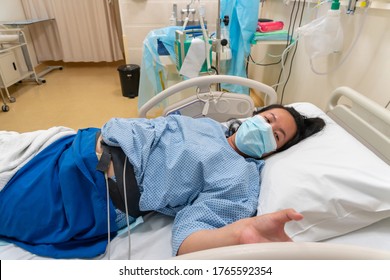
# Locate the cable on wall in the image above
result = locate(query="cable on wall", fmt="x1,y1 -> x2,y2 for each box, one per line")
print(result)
275,0 -> 306,104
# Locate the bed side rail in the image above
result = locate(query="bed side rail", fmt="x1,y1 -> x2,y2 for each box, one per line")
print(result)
326,86 -> 390,165
174,242 -> 390,260
138,75 -> 277,118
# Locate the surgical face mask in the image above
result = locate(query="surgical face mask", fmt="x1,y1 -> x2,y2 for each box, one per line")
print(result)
235,116 -> 277,158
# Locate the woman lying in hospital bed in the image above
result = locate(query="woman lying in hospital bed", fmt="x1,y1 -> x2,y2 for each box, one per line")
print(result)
0,104 -> 325,259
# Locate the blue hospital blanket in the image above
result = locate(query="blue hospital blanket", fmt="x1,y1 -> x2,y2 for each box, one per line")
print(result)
0,128 -> 117,258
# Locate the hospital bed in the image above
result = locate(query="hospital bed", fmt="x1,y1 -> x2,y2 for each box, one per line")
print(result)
1,76 -> 390,260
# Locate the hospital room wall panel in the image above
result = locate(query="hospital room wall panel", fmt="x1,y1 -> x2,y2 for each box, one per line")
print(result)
0,0 -> 25,21
121,25 -> 162,65
119,1 -> 173,25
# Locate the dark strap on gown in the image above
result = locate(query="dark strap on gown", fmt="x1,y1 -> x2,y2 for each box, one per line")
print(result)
96,132 -> 148,218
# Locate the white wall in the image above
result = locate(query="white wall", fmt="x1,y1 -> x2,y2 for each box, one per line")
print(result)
118,0 -> 219,66
0,0 -> 38,66
0,0 -> 26,21
249,0 -> 390,110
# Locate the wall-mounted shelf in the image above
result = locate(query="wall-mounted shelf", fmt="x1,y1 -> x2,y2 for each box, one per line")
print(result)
253,40 -> 288,45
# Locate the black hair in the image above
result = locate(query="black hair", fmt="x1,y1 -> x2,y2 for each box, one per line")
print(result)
225,119 -> 243,137
227,104 -> 326,153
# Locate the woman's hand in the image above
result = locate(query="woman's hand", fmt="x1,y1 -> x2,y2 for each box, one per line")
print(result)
177,208 -> 303,255
236,208 -> 303,244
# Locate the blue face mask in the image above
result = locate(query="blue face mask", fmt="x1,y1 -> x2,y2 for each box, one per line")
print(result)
235,116 -> 277,158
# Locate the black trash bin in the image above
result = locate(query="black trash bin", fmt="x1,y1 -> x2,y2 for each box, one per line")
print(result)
117,64 -> 140,98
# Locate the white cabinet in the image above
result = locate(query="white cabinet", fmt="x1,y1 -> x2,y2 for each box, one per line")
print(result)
0,28 -> 41,111
0,51 -> 22,88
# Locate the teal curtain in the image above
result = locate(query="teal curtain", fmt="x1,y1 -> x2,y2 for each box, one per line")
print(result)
138,26 -> 182,108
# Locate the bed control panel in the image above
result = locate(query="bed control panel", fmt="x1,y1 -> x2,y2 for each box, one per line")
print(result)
164,92 -> 255,122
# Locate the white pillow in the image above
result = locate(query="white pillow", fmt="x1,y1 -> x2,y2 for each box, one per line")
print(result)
258,102 -> 390,242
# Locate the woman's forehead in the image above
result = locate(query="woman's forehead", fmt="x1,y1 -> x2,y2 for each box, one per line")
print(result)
262,108 -> 297,137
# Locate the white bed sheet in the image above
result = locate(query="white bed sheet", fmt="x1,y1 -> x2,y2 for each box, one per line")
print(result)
324,217 -> 390,251
0,102 -> 389,260
0,213 -> 174,260
2,213 -> 389,260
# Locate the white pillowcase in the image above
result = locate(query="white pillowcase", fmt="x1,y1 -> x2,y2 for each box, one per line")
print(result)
258,102 -> 390,242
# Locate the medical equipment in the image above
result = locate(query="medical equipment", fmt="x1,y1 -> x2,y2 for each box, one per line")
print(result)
347,0 -> 358,14
97,140 -> 139,260
214,15 -> 232,74
176,1 -> 198,28
1,76 -> 389,260
173,0 -> 252,77
174,2 -> 212,76
174,28 -> 212,75
138,1 -> 259,108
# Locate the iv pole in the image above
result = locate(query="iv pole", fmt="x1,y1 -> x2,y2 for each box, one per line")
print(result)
215,0 -> 221,75
213,0 -> 231,90
215,0 -> 222,90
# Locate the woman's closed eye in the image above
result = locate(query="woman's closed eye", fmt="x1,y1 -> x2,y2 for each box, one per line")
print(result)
263,116 -> 278,141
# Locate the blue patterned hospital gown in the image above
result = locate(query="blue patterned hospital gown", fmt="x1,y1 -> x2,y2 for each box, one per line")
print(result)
101,115 -> 264,255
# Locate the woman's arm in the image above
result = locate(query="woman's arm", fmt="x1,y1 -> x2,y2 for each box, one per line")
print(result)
177,208 -> 303,255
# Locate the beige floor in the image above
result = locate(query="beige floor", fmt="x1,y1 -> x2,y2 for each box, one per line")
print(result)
0,61 -> 139,133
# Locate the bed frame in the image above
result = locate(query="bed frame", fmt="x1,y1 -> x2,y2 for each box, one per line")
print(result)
174,242 -> 390,260
327,86 -> 390,165
138,77 -> 390,260
138,75 -> 277,122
